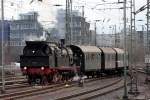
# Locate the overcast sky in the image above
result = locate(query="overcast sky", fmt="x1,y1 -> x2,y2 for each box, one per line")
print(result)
0,0 -> 147,33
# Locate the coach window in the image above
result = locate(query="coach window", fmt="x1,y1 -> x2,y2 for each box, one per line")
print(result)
121,54 -> 123,59
107,54 -> 109,62
98,53 -> 100,61
108,54 -> 110,61
94,54 -> 96,61
87,54 -> 88,60
108,54 -> 109,61
96,54 -> 98,61
112,54 -> 114,60
119,54 -> 122,60
113,54 -> 115,60
91,53 -> 92,59
109,54 -> 110,61
111,54 -> 113,60
85,54 -> 86,60
94,54 -> 96,62
105,54 -> 107,61
110,54 -> 112,61
91,53 -> 94,59
89,54 -> 91,61
97,54 -> 98,61
119,54 -> 121,60
112,54 -> 114,61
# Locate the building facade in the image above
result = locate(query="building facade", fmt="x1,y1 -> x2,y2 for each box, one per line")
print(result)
56,9 -> 91,45
0,20 -> 10,42
0,20 -> 11,64
9,12 -> 43,46
7,12 -> 43,63
89,30 -> 96,46
96,33 -> 121,47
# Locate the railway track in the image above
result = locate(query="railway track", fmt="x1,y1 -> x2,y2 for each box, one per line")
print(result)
5,76 -> 25,81
0,75 -> 25,80
0,78 -> 27,86
0,76 -> 119,100
55,78 -> 123,100
0,80 -> 28,93
137,68 -> 146,74
4,83 -> 29,90
0,77 -> 98,100
0,75 -> 27,90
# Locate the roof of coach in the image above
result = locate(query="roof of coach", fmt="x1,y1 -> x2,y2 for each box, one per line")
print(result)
99,47 -> 116,54
113,48 -> 124,54
74,45 -> 101,53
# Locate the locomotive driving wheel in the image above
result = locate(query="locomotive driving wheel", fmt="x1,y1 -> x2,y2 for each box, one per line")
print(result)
42,76 -> 48,85
35,78 -> 41,84
27,75 -> 32,85
27,75 -> 35,85
52,72 -> 62,83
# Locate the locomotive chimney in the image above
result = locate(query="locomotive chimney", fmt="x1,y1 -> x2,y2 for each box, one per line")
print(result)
60,39 -> 65,48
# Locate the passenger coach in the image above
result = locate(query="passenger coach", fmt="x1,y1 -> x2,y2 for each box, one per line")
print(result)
113,48 -> 124,73
69,45 -> 101,77
99,47 -> 116,74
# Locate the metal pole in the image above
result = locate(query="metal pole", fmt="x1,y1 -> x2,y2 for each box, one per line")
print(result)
123,0 -> 128,99
65,0 -> 71,45
70,0 -> 73,44
147,0 -> 150,54
145,0 -> 150,83
95,22 -> 97,46
114,25 -> 117,47
68,0 -> 71,44
65,0 -> 68,44
129,0 -> 133,93
81,6 -> 84,45
1,0 -> 5,93
133,0 -> 139,93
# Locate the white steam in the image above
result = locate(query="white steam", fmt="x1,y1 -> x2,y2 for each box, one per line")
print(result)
25,32 -> 47,41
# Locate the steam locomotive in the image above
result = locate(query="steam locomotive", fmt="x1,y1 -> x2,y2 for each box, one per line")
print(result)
20,41 -> 127,84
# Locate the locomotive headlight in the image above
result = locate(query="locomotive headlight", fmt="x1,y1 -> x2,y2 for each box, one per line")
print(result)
24,66 -> 27,70
41,66 -> 44,70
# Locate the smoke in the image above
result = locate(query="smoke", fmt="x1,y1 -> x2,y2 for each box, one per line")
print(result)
40,31 -> 47,41
25,32 -> 46,41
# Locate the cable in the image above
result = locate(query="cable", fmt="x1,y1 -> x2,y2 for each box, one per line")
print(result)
135,2 -> 150,14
